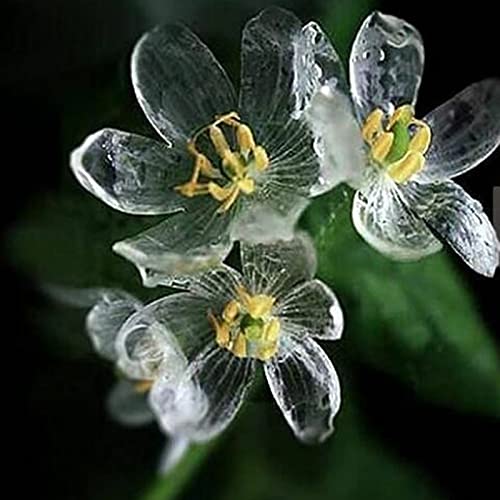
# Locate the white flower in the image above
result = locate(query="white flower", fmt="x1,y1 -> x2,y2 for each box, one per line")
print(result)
117,234 -> 344,444
307,11 -> 500,276
65,287 -> 194,473
70,7 -> 343,287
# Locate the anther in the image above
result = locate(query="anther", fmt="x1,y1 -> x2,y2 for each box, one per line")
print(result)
371,132 -> 394,163
236,123 -> 256,154
387,104 -> 414,129
253,146 -> 269,171
408,121 -> 431,154
386,151 -> 425,183
362,108 -> 384,144
209,125 -> 231,158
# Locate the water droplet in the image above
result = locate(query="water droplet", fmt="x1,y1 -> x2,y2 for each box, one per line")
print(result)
378,49 -> 386,61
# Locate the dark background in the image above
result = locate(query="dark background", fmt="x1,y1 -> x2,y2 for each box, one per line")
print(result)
2,1 -> 499,498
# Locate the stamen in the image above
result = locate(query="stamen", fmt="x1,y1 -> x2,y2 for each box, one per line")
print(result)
371,132 -> 394,163
362,108 -> 384,144
386,151 -> 425,183
236,123 -> 256,154
134,379 -> 154,394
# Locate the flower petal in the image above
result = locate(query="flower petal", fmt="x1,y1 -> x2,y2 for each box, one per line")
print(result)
420,79 -> 500,180
131,24 -> 237,143
240,232 -> 317,297
187,264 -> 243,305
70,129 -> 191,215
349,12 -> 424,121
240,9 -> 341,197
306,85 -> 365,190
106,380 -> 154,426
112,199 -> 233,287
115,296 -> 192,380
86,289 -> 143,361
402,179 -> 500,276
264,335 -> 341,443
352,171 -> 442,260
150,344 -> 255,442
277,279 -> 344,340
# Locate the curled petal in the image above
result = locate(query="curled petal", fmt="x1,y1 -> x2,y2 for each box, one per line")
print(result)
349,11 -> 424,121
277,279 -> 344,340
132,24 -> 236,143
70,129 -> 191,215
106,380 -> 154,426
264,335 -> 341,443
112,199 -> 233,287
150,344 -> 255,442
420,79 -> 500,180
352,171 -> 442,260
240,232 -> 317,297
402,179 -> 500,277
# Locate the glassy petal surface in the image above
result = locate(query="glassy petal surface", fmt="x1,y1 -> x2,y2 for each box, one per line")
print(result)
264,335 -> 341,443
113,199 -> 232,287
277,279 -> 343,340
241,232 -> 317,297
352,171 -> 442,260
150,344 -> 255,442
70,129 -> 191,215
107,380 -> 154,426
350,12 -> 424,121
187,265 -> 243,305
420,79 -> 500,180
402,179 -> 500,276
132,24 -> 236,143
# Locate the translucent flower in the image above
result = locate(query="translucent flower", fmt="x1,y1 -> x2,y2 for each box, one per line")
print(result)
70,7 -> 343,287
118,234 -> 344,444
307,12 -> 500,276
66,287 -> 194,473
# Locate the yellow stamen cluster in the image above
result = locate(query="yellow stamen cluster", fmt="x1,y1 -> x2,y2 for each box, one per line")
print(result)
361,104 -> 432,183
175,112 -> 270,213
208,286 -> 280,361
133,379 -> 154,394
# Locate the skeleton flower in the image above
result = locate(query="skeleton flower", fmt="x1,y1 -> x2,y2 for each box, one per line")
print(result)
71,288 -> 194,473
118,234 -> 344,444
307,12 -> 500,276
70,7 -> 343,287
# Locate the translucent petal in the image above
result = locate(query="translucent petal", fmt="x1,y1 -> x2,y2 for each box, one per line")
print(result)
420,79 -> 500,180
277,279 -> 344,340
352,170 -> 442,260
232,194 -> 309,245
131,24 -> 236,143
150,344 -> 255,442
349,12 -> 424,121
187,264 -> 243,305
240,232 -> 317,297
157,436 -> 190,475
86,289 -> 143,361
264,335 -> 341,443
112,198 -> 233,287
106,380 -> 154,426
115,298 -> 191,380
239,8 -> 329,197
401,179 -> 500,277
70,129 -> 191,215
306,85 -> 365,191
117,293 -> 214,363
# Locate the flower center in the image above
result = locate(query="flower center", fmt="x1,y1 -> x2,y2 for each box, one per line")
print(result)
208,285 -> 280,361
175,112 -> 270,213
361,105 -> 432,183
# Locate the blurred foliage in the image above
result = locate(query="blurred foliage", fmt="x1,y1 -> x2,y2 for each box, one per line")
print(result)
303,188 -> 500,417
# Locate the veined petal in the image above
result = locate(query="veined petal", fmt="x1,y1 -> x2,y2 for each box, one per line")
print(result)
117,293 -> 213,363
240,232 -> 317,297
86,289 -> 143,361
239,9 -> 334,197
187,265 -> 243,305
420,79 -> 500,180
306,85 -> 365,191
150,344 -> 255,442
264,335 -> 341,444
277,279 -> 344,341
352,171 -> 442,260
349,11 -> 424,121
112,199 -> 233,287
131,24 -> 236,144
70,129 -> 191,215
402,179 -> 500,277
106,380 -> 154,426
115,297 -> 191,380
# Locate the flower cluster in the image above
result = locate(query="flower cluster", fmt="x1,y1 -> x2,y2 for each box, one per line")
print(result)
67,6 -> 499,474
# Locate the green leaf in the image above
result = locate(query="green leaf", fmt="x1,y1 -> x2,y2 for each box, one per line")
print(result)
302,187 -> 500,416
